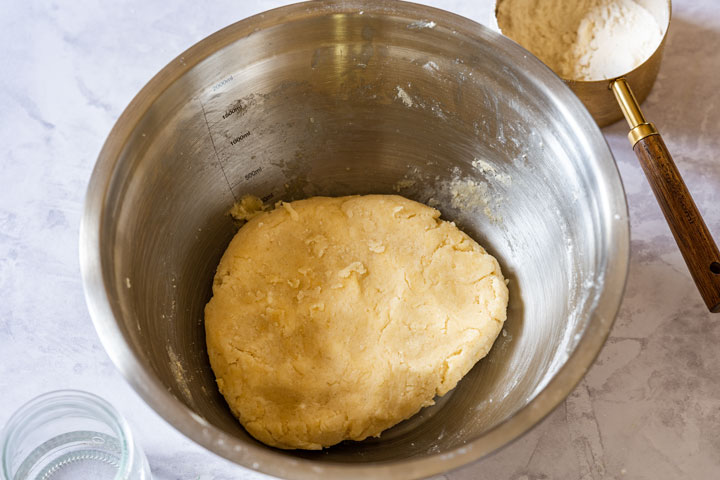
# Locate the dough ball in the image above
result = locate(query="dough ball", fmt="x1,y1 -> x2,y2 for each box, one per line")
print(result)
205,195 -> 508,449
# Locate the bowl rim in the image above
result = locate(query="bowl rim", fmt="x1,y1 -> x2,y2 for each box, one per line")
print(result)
79,1 -> 630,478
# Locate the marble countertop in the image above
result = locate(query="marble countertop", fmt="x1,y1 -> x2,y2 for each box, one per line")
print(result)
2,1 -> 719,479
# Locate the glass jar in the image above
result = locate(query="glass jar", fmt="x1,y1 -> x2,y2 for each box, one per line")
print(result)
1,390 -> 152,480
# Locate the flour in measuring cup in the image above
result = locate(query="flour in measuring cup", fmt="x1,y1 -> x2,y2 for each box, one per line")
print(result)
497,0 -> 665,81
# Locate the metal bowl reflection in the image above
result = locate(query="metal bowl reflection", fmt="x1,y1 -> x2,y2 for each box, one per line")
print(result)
80,1 -> 629,479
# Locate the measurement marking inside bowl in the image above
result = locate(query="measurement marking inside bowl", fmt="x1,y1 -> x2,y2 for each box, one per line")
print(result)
199,99 -> 237,202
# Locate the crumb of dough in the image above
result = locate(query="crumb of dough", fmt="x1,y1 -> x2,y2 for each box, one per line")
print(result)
229,195 -> 266,221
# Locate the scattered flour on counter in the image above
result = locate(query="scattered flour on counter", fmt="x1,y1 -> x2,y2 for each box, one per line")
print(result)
496,0 -> 665,81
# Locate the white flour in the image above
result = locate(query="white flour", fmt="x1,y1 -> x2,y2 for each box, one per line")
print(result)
497,0 -> 665,81
395,86 -> 414,107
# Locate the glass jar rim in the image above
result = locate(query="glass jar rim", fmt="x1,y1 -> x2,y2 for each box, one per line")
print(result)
1,389 -> 136,480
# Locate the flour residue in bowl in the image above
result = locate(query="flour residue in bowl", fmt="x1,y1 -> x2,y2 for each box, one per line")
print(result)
395,86 -> 414,107
392,160 -> 510,223
167,345 -> 195,408
448,178 -> 489,210
422,61 -> 440,76
407,20 -> 437,30
472,158 -> 512,187
496,0 -> 665,81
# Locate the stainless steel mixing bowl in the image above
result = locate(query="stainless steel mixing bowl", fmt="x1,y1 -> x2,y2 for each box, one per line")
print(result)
80,1 -> 629,478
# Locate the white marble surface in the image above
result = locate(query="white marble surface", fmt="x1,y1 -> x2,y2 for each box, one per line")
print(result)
1,1 -> 720,479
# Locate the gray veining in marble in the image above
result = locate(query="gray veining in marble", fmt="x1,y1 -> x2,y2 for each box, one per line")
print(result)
1,1 -> 719,479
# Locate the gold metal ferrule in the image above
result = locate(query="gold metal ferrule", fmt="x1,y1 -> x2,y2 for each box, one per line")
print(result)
628,122 -> 659,145
611,78 -> 659,146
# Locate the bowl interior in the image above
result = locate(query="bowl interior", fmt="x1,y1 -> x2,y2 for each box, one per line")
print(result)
90,1 -> 625,471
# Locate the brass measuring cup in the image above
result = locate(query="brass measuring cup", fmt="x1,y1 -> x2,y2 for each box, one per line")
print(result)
497,0 -> 720,312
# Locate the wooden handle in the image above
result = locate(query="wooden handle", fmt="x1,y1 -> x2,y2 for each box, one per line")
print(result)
634,133 -> 720,312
